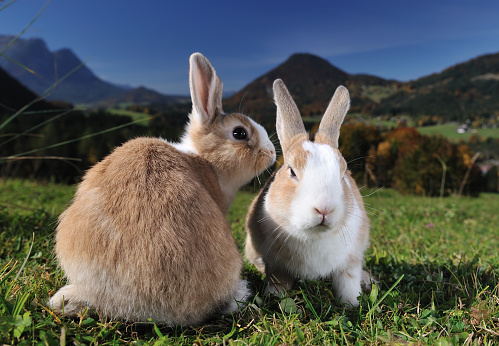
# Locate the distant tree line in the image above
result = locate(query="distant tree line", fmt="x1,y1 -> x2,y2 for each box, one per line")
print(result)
0,103 -> 189,183
371,79 -> 499,122
334,124 -> 490,196
1,104 -> 496,195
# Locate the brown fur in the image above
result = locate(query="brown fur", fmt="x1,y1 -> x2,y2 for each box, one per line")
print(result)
50,53 -> 275,325
54,138 -> 241,324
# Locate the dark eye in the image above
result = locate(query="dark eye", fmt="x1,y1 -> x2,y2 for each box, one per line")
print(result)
232,127 -> 247,140
289,167 -> 298,180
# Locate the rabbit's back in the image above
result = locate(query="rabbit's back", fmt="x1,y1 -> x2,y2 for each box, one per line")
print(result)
55,137 -> 242,324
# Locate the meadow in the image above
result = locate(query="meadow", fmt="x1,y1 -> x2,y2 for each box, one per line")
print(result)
417,124 -> 499,142
0,178 -> 498,345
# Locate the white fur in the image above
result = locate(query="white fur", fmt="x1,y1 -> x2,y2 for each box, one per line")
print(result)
248,81 -> 370,306
289,141 -> 345,235
254,120 -> 276,158
221,279 -> 251,314
170,136 -> 198,155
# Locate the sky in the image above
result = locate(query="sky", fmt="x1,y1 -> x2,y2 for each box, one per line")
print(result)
1,0 -> 499,95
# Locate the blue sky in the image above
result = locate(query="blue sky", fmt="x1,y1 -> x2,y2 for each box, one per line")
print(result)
1,0 -> 499,95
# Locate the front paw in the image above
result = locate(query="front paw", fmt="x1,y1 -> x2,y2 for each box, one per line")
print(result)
48,284 -> 85,316
264,273 -> 294,296
361,269 -> 378,291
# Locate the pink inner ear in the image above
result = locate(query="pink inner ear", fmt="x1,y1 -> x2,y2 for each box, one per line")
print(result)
193,63 -> 213,118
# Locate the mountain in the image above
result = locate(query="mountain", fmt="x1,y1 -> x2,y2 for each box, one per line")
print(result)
0,35 -> 125,104
0,66 -> 59,114
372,52 -> 499,120
96,86 -> 190,108
0,35 -> 126,105
223,53 -> 400,128
224,52 -> 499,126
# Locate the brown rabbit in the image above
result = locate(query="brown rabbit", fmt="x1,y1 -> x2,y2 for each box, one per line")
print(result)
49,53 -> 276,325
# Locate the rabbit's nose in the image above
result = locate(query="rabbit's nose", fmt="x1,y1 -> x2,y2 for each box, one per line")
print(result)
314,207 -> 332,216
314,207 -> 333,224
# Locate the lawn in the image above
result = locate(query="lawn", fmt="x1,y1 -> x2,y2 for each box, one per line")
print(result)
0,179 -> 498,344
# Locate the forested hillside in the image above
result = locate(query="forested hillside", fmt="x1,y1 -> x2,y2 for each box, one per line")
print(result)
372,52 -> 499,120
223,53 -> 401,129
1,47 -> 498,195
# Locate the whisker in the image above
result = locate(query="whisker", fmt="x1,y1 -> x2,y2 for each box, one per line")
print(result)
363,203 -> 391,219
256,173 -> 262,186
347,156 -> 376,165
275,232 -> 294,263
361,187 -> 384,198
345,210 -> 371,224
258,215 -> 273,223
239,88 -> 251,114
343,139 -> 376,160
264,225 -> 286,258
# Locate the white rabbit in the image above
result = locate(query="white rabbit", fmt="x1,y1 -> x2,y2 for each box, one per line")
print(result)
48,53 -> 276,325
245,79 -> 371,306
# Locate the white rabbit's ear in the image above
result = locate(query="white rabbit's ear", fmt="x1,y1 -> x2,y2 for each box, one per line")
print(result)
317,85 -> 350,148
273,79 -> 306,150
189,53 -> 223,124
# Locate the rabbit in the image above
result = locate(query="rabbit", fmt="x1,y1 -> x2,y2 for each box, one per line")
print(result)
245,79 -> 372,307
48,53 -> 276,325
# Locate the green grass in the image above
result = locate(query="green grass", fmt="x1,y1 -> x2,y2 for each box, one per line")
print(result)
107,108 -> 151,126
360,85 -> 400,103
0,179 -> 498,344
416,124 -> 499,142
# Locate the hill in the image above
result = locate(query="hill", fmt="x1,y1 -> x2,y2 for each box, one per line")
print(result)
3,33 -> 497,121
223,53 -> 401,128
0,66 -> 60,114
96,86 -> 190,108
372,52 -> 499,120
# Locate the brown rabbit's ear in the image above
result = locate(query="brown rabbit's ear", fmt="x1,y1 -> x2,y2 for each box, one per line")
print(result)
317,85 -> 350,148
273,79 -> 306,151
189,53 -> 223,124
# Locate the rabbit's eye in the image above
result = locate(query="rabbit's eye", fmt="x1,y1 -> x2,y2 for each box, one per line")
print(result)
289,167 -> 298,180
232,127 -> 248,140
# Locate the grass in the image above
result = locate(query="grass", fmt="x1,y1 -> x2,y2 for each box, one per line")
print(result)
107,108 -> 151,126
0,178 -> 498,344
306,114 -> 499,143
417,124 -> 499,142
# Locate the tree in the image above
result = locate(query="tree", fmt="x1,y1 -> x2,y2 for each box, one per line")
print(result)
393,135 -> 481,196
375,126 -> 421,188
338,123 -> 381,185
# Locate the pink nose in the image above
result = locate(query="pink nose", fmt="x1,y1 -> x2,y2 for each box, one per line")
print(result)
314,207 -> 332,216
315,207 -> 332,225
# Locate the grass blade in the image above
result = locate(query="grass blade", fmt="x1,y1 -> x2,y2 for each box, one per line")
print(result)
1,116 -> 152,163
0,0 -> 18,12
367,274 -> 404,316
0,52 -> 41,77
12,291 -> 30,316
0,0 -> 51,56
301,287 -> 320,321
14,233 -> 35,282
0,56 -> 90,132
0,107 -> 82,148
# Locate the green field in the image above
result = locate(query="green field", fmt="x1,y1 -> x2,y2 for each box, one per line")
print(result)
417,124 -> 499,142
0,179 -> 498,344
107,108 -> 151,126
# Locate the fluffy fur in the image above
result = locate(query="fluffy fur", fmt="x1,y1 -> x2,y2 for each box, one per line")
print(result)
245,79 -> 371,306
49,53 -> 276,325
